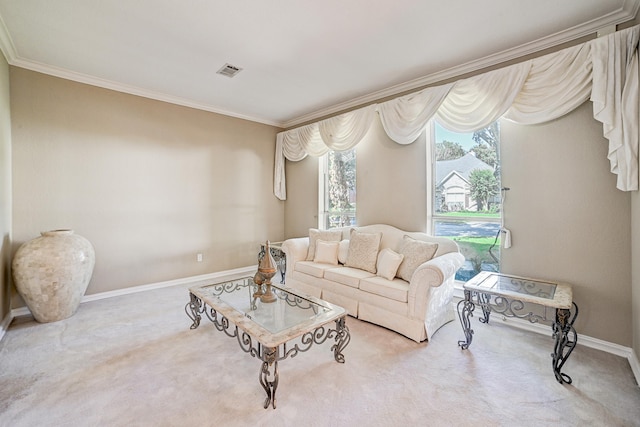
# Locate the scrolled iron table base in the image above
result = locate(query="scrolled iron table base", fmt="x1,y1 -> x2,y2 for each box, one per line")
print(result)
457,288 -> 579,384
185,292 -> 350,408
551,302 -> 578,384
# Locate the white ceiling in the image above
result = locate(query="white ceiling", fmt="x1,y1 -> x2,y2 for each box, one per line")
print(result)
0,1 -> 638,128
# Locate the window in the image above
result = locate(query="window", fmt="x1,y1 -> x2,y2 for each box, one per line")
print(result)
429,121 -> 502,281
319,149 -> 356,229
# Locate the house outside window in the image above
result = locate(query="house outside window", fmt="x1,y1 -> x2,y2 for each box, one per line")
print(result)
430,121 -> 502,281
319,149 -> 356,230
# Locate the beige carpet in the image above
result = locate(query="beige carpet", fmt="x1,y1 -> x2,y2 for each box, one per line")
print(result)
1,280 -> 639,427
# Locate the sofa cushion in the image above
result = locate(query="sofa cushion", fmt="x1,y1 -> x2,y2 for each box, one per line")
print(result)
307,228 -> 343,261
397,235 -> 439,282
295,261 -> 338,278
314,240 -> 339,265
345,229 -> 382,274
360,276 -> 409,303
338,239 -> 349,264
324,266 -> 375,288
376,248 -> 404,280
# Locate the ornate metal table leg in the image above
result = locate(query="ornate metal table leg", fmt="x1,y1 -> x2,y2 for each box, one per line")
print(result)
458,289 -> 475,349
478,292 -> 491,324
259,347 -> 279,409
279,256 -> 286,284
551,302 -> 579,384
331,316 -> 351,363
184,292 -> 204,329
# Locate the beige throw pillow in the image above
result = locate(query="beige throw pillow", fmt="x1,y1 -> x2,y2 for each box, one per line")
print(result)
376,248 -> 404,281
345,229 -> 382,274
307,228 -> 343,261
396,235 -> 439,282
314,240 -> 340,265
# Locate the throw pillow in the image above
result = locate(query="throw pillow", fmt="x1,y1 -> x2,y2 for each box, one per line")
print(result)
376,248 -> 404,281
307,228 -> 343,261
396,235 -> 439,282
338,239 -> 349,264
345,229 -> 382,274
314,240 -> 340,265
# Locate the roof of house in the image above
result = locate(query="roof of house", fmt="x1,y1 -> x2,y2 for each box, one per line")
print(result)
436,153 -> 493,186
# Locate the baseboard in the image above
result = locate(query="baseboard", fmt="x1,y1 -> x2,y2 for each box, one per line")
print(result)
629,348 -> 640,385
79,265 -> 256,303
0,311 -> 12,344
452,288 -> 640,386
7,265 -> 256,323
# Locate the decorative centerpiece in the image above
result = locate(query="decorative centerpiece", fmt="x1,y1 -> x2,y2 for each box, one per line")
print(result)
257,241 -> 277,303
252,270 -> 264,299
12,229 -> 95,323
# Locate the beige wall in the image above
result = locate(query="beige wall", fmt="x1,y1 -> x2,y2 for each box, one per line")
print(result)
283,156 -> 319,239
0,52 -> 10,321
631,15 -> 640,366
501,102 -> 631,345
10,68 -> 283,304
284,101 -> 633,346
355,118 -> 427,231
628,14 -> 640,370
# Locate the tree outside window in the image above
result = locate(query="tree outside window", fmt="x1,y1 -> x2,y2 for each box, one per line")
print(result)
321,149 -> 356,229
469,169 -> 499,211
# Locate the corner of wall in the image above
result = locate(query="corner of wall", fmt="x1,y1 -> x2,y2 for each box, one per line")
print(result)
0,50 -> 11,323
631,190 -> 640,380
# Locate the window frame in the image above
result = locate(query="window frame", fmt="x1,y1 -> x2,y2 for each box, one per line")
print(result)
426,120 -> 502,282
318,149 -> 356,230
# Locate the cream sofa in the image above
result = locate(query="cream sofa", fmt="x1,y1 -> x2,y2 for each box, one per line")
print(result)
281,224 -> 464,342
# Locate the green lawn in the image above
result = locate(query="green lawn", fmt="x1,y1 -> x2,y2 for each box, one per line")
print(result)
450,236 -> 500,252
438,224 -> 502,278
440,235 -> 501,268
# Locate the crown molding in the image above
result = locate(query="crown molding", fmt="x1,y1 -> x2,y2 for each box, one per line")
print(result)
282,0 -> 640,129
10,58 -> 283,127
0,11 -> 16,62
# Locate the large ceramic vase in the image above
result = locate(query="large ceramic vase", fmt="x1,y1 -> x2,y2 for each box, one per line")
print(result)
12,229 -> 95,323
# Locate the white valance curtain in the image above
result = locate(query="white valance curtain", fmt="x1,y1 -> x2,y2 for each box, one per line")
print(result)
274,25 -> 640,199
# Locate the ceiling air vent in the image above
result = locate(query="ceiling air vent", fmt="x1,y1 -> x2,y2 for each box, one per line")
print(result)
216,63 -> 242,78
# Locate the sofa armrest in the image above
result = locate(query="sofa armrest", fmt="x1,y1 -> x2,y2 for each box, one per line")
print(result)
281,237 -> 310,280
407,252 -> 465,319
411,252 -> 465,288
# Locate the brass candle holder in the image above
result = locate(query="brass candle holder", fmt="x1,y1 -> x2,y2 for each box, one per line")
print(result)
258,240 -> 277,303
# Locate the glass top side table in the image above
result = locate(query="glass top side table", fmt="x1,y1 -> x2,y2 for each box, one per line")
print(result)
457,271 -> 578,384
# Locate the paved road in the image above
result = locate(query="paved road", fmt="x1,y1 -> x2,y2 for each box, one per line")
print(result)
435,220 -> 501,237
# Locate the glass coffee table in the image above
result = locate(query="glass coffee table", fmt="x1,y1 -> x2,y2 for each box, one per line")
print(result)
185,276 -> 350,409
457,271 -> 578,384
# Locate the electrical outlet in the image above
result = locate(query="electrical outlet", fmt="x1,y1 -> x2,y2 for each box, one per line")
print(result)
197,253 -> 203,262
